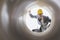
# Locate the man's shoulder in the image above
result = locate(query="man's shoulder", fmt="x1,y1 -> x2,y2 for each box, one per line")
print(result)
43,15 -> 48,18
43,15 -> 50,20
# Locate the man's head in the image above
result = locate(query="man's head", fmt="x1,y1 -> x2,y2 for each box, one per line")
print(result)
37,9 -> 43,15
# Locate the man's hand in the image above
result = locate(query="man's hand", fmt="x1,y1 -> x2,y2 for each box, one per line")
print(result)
29,10 -> 31,13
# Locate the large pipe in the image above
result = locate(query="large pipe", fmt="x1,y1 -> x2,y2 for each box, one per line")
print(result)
0,0 -> 60,40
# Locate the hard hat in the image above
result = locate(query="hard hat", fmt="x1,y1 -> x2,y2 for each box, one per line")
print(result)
37,9 -> 43,15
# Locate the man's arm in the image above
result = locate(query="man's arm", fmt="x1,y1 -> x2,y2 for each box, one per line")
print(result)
29,10 -> 37,18
29,14 -> 37,18
47,17 -> 51,22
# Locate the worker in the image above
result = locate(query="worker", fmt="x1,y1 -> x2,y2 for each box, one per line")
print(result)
29,9 -> 51,32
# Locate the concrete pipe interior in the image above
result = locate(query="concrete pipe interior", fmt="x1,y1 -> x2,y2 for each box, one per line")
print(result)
0,0 -> 60,40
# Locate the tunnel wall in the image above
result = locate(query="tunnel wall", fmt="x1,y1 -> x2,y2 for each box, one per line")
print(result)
0,0 -> 60,40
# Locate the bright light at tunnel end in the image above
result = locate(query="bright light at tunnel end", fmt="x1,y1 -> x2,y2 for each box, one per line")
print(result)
23,1 -> 53,32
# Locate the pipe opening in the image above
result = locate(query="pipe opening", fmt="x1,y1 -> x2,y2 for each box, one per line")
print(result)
23,1 -> 54,33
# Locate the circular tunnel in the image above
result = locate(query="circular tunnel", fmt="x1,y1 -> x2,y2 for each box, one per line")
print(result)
0,0 -> 60,40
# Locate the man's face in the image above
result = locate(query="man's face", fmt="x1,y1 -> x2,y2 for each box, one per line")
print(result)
38,14 -> 43,20
38,14 -> 43,17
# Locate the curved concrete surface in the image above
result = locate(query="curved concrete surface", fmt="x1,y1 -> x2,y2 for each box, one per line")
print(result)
0,0 -> 60,40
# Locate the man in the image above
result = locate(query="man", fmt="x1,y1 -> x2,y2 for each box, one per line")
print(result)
29,9 -> 51,32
